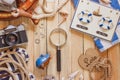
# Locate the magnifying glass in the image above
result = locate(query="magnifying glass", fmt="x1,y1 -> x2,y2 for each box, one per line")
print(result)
49,28 -> 67,72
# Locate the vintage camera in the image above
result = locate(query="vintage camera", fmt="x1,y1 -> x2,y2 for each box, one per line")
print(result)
0,24 -> 28,49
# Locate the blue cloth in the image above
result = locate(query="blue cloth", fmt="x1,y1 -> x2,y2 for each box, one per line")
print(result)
72,0 -> 79,8
92,0 -> 120,10
72,0 -> 120,10
0,48 -> 35,80
94,23 -> 120,52
110,0 -> 120,10
92,0 -> 120,52
94,24 -> 120,52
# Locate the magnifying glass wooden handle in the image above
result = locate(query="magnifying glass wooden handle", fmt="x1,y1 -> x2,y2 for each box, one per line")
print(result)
56,49 -> 61,72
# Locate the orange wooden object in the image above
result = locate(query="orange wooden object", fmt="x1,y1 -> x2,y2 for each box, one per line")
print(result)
0,0 -> 38,24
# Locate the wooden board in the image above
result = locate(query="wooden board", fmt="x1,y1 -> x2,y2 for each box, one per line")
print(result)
0,0 -> 120,80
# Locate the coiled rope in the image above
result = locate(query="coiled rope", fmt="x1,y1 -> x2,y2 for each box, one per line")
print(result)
0,48 -> 35,80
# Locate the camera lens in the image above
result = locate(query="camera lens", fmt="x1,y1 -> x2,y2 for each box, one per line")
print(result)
5,33 -> 18,46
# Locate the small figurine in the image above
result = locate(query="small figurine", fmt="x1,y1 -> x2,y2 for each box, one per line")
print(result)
79,73 -> 83,80
93,7 -> 102,16
62,70 -> 83,80
68,70 -> 79,80
36,54 -> 51,69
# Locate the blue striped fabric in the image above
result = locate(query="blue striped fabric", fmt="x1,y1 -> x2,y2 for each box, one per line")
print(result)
0,76 -> 10,80
0,73 -> 35,80
92,0 -> 120,10
92,0 -> 120,52
1,74 -> 22,80
0,48 -> 35,80
110,0 -> 120,10
72,0 -> 120,10
94,23 -> 120,52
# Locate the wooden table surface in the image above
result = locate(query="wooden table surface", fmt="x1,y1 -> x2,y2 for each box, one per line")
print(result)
0,0 -> 120,80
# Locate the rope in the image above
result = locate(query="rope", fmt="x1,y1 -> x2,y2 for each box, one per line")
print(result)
0,48 -> 35,80
38,0 -> 54,13
0,58 -> 30,80
32,0 -> 69,19
11,0 -> 69,19
78,55 -> 112,80
0,67 -> 17,80
0,52 -> 28,70
89,57 -> 112,80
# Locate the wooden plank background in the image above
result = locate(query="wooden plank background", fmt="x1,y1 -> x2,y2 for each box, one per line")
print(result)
0,0 -> 120,80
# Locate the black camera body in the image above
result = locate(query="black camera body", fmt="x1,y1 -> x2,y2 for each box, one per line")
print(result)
0,24 -> 28,49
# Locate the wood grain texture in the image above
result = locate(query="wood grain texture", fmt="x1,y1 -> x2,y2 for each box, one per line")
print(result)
0,1 -> 119,80
47,0 -> 60,80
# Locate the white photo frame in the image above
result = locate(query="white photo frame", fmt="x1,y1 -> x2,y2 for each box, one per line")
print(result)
71,0 -> 120,41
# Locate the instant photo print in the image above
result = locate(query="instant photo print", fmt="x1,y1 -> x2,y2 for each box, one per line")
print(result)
71,0 -> 120,41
